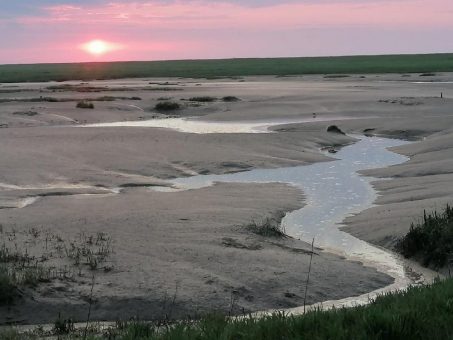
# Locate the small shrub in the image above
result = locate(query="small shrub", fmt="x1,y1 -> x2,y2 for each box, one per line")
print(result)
76,100 -> 94,109
222,96 -> 240,102
188,96 -> 217,102
154,101 -> 181,111
420,73 -> 436,77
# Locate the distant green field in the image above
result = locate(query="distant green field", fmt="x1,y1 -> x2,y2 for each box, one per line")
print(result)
1,53 -> 453,83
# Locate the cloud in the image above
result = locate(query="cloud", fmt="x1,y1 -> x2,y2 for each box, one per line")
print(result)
15,0 -> 453,29
2,0 -> 453,64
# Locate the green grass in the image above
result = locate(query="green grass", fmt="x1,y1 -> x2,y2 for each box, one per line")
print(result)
1,53 -> 452,82
104,279 -> 453,339
397,205 -> 453,268
4,279 -> 451,340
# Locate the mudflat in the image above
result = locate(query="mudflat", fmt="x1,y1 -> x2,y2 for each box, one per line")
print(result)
1,73 -> 453,324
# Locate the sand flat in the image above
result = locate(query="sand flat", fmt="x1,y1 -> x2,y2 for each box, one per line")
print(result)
1,73 -> 453,323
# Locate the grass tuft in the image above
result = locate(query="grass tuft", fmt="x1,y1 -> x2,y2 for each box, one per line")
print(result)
76,100 -> 94,109
396,205 -> 453,268
246,213 -> 287,238
222,96 -> 241,102
0,268 -> 19,305
154,101 -> 181,111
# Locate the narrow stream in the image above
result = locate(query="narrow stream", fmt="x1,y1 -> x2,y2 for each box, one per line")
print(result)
152,135 -> 437,311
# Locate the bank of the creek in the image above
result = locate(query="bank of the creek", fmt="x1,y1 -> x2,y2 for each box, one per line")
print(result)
151,134 -> 438,311
0,118 -> 439,330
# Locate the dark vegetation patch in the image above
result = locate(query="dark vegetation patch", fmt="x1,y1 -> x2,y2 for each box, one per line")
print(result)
323,74 -> 350,79
0,269 -> 19,305
118,183 -> 160,188
12,111 -> 39,116
326,125 -> 345,135
2,53 -> 452,82
396,205 -> 453,268
246,213 -> 287,238
149,81 -> 180,86
47,84 -> 109,92
154,101 -> 181,111
363,128 -> 376,136
76,100 -> 94,109
0,96 -> 141,104
143,87 -> 184,92
222,96 -> 241,102
0,89 -> 35,94
221,237 -> 262,250
379,97 -> 423,106
188,96 -> 217,102
420,73 -> 437,77
46,84 -> 183,92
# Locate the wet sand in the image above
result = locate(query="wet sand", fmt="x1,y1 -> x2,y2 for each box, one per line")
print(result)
1,73 -> 453,323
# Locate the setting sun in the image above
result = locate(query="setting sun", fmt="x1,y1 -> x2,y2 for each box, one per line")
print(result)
81,40 -> 122,56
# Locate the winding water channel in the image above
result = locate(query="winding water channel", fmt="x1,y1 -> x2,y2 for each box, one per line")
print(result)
86,116 -> 439,310
3,118 -> 440,334
151,134 -> 437,311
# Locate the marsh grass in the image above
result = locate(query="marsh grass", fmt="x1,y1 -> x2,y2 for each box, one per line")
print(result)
188,96 -> 217,102
246,213 -> 286,238
397,205 -> 453,268
154,101 -> 181,111
0,227 -> 114,305
76,101 -> 94,109
1,54 -> 453,82
323,74 -> 350,79
0,268 -> 19,305
111,279 -> 453,339
222,96 -> 241,102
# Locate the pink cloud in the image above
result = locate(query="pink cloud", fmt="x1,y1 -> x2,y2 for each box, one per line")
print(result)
4,1 -> 453,63
17,0 -> 453,29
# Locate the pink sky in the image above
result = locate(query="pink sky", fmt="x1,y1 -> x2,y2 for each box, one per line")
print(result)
1,0 -> 453,64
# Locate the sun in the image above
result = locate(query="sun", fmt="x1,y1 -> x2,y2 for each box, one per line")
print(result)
81,40 -> 122,56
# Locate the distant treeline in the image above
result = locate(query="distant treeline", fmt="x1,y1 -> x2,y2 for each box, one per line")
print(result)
1,53 -> 453,82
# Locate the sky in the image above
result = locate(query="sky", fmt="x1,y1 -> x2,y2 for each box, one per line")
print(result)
1,0 -> 453,64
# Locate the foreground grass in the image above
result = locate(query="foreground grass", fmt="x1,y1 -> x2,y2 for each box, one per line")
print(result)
1,53 -> 453,82
111,279 -> 453,340
397,205 -> 453,268
3,279 -> 452,339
